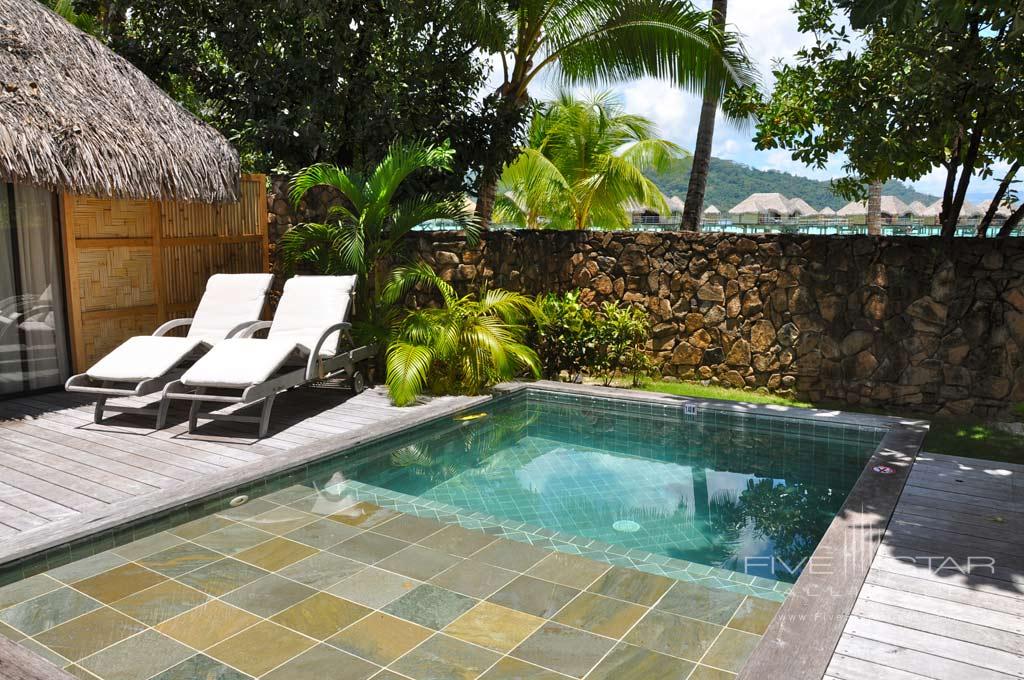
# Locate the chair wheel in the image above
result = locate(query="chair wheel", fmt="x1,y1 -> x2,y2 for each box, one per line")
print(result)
351,371 -> 366,394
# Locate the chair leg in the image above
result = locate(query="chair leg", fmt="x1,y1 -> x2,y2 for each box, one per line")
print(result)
188,388 -> 206,433
94,381 -> 111,423
93,396 -> 107,424
155,396 -> 171,430
258,394 -> 276,439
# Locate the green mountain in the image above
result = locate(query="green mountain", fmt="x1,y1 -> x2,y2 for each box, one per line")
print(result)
648,157 -> 937,212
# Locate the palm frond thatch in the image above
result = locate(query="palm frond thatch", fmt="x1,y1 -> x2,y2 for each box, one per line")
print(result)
0,0 -> 240,202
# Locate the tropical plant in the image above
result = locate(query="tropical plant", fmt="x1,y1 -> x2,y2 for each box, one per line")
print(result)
470,0 -> 757,227
45,0 -> 99,33
680,0 -> 728,232
382,262 -> 540,406
591,302 -> 657,387
495,92 -> 683,230
533,291 -> 656,385
533,291 -> 599,381
279,141 -> 479,301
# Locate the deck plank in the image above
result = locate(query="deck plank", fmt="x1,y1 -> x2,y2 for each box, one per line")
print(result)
0,386 -> 476,542
830,451 -> 1024,680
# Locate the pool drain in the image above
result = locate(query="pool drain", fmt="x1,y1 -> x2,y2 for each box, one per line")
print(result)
613,520 -> 641,533
229,495 -> 249,507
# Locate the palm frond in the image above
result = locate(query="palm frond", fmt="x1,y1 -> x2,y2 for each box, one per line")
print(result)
541,0 -> 757,105
366,140 -> 457,207
289,163 -> 365,213
382,260 -> 458,308
386,341 -> 435,407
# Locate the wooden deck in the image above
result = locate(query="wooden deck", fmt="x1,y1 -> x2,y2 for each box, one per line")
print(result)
0,386 -> 475,538
826,451 -> 1024,680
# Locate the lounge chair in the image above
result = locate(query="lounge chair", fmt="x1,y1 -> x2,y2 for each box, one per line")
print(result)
65,273 -> 273,426
161,275 -> 375,438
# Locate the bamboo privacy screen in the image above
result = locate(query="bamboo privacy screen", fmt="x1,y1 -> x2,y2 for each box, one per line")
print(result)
61,174 -> 269,370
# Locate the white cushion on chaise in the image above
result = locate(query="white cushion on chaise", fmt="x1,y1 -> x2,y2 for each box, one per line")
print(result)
83,273 -> 273,382
178,275 -> 356,389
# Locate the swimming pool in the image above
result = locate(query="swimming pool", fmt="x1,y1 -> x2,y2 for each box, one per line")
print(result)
328,388 -> 884,585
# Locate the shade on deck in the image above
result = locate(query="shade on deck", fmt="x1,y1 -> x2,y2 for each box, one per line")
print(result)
0,0 -> 240,202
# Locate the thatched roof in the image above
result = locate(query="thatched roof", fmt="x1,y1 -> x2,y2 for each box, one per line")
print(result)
960,200 -> 984,218
919,199 -> 943,217
667,195 -> 685,213
729,192 -> 792,216
978,198 -> 1015,218
837,200 -> 867,216
908,200 -> 929,216
786,197 -> 818,216
0,0 -> 240,202
819,206 -> 836,216
703,204 -> 721,215
879,195 -> 911,217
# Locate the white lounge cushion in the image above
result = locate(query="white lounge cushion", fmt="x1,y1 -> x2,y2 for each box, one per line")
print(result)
87,336 -> 206,382
267,275 -> 356,356
187,273 -> 274,344
180,338 -> 303,389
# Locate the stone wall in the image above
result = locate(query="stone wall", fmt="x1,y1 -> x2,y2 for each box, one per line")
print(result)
402,230 -> 1024,417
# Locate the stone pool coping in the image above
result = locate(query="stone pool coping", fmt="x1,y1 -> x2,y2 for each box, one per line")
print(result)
0,382 -> 927,680
497,381 -> 927,680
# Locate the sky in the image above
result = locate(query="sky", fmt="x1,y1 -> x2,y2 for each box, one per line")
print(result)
490,0 -> 1001,202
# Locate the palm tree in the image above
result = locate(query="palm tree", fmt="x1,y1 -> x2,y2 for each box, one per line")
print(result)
382,262 -> 540,406
495,92 -> 682,230
681,0 -> 728,232
472,0 -> 756,227
280,141 -> 478,299
866,179 -> 883,235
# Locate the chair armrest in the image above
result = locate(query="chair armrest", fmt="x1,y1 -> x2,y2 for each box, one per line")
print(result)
306,322 -> 353,379
226,320 -> 266,338
237,320 -> 273,339
153,318 -> 193,336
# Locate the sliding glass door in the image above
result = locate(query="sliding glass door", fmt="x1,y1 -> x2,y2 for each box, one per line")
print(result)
0,183 -> 70,395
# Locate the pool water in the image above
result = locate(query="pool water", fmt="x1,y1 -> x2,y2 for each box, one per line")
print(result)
331,391 -> 884,582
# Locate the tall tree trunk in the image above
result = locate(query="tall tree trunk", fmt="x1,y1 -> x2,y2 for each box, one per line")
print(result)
866,180 -> 882,235
475,87 -> 532,229
977,160 -> 1021,237
681,0 -> 728,233
475,174 -> 499,230
997,204 -> 1024,239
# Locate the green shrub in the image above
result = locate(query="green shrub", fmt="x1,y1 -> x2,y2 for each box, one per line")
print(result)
533,291 -> 657,386
533,291 -> 598,382
592,302 -> 658,387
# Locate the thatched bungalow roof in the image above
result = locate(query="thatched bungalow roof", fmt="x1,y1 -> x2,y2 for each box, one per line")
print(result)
920,199 -> 943,217
667,195 -> 685,213
960,200 -> 984,218
879,196 -> 912,217
786,197 -> 818,216
0,0 -> 240,202
837,201 -> 867,216
978,198 -> 1015,218
819,206 -> 836,216
703,204 -> 721,215
729,192 -> 792,216
908,200 -> 929,216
